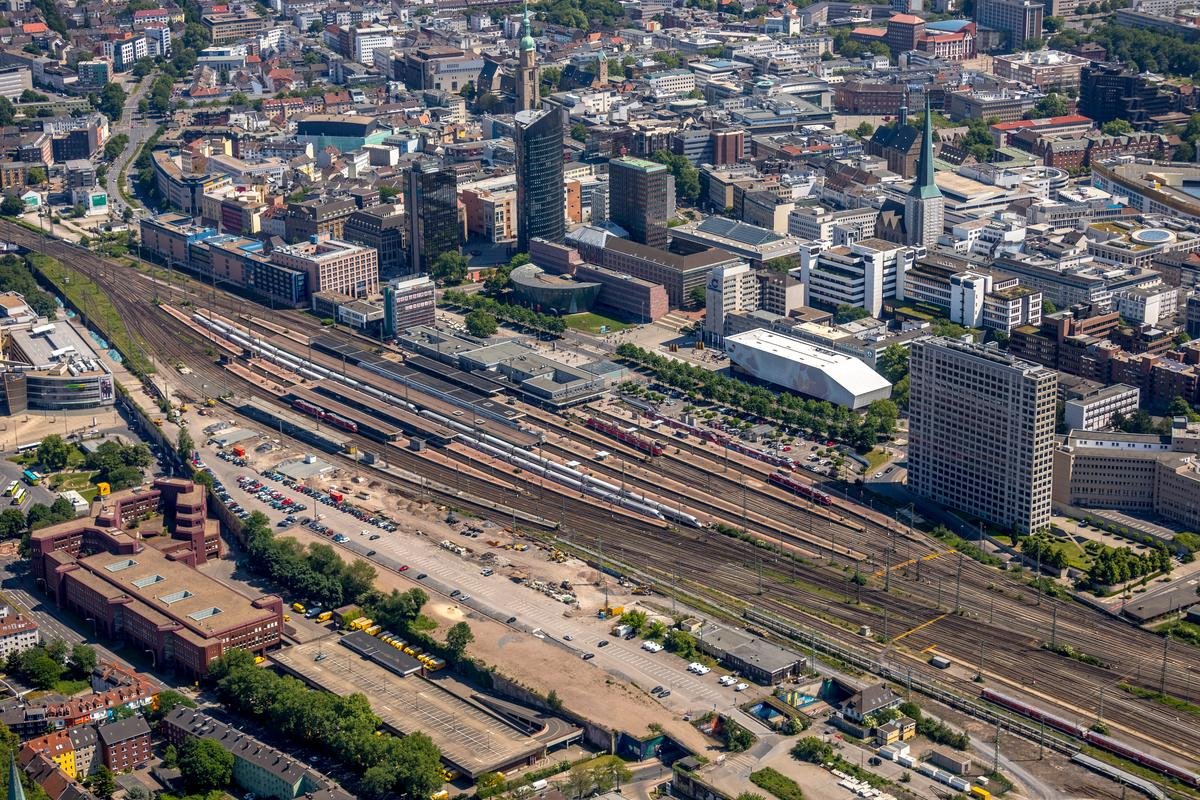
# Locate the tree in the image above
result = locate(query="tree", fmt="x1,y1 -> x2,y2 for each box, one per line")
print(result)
618,609 -> 648,633
1167,395 -> 1200,421
154,688 -> 198,717
178,737 -> 234,791
162,744 -> 178,768
178,428 -> 194,460
359,765 -> 396,800
25,167 -> 45,186
70,643 -> 97,676
25,504 -> 54,531
876,343 -> 909,384
21,649 -> 64,689
853,121 -> 874,138
0,196 -> 24,217
341,559 -> 377,602
96,82 -> 127,121
431,251 -> 469,285
791,736 -> 834,764
649,149 -> 700,204
1042,298 -> 1057,314
1102,118 -> 1133,135
37,435 -> 70,471
379,185 -> 400,202
0,509 -> 25,539
565,763 -> 594,799
477,91 -> 500,112
0,97 -> 13,126
391,731 -> 444,799
45,638 -> 68,664
86,767 -> 115,800
1032,92 -> 1068,118
834,304 -> 870,324
465,309 -> 498,338
445,621 -> 474,658
1044,14 -> 1066,31
570,122 -> 589,142
688,285 -> 707,308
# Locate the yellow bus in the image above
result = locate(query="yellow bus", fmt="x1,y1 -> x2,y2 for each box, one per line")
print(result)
3,481 -> 17,497
12,486 -> 26,505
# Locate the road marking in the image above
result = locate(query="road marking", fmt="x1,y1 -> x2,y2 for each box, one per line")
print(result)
891,612 -> 947,645
872,549 -> 952,579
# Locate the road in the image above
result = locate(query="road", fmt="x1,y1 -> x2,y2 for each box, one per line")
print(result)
104,78 -> 156,222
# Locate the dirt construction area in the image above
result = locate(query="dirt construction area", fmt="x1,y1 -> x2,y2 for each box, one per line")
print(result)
280,524 -> 710,752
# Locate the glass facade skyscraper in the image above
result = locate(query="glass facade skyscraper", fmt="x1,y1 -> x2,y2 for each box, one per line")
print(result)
407,158 -> 460,274
515,107 -> 565,252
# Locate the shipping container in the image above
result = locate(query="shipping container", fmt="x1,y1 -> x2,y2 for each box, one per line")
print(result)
930,655 -> 951,669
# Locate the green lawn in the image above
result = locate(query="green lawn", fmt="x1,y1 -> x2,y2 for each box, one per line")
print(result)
53,678 -> 90,696
28,253 -> 154,377
863,449 -> 891,473
564,312 -> 632,334
51,470 -> 99,492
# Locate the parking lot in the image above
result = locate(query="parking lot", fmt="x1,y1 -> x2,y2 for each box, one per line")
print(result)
274,639 -> 545,779
194,429 -> 760,721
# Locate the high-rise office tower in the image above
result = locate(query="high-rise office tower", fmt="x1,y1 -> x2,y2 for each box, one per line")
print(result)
904,100 -> 944,249
406,158 -> 460,274
908,338 -> 1057,534
515,107 -> 565,251
516,3 -> 538,112
974,0 -> 1043,50
608,156 -> 671,248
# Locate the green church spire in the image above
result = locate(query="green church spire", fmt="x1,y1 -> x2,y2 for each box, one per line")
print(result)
8,752 -> 25,800
911,97 -> 941,200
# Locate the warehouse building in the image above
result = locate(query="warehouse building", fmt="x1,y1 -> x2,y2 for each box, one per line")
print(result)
695,624 -> 805,684
724,329 -> 892,409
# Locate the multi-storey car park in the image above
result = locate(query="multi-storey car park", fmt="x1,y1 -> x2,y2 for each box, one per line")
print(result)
2,219 -> 1198,790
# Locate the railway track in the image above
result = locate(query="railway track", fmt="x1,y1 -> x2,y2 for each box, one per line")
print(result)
10,221 -> 1200,779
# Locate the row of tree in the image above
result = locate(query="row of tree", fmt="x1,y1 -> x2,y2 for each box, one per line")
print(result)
441,289 -> 568,335
613,343 -> 897,448
237,512 -> 475,659
1083,541 -> 1171,587
0,255 -> 57,319
210,649 -> 444,800
242,511 -> 377,609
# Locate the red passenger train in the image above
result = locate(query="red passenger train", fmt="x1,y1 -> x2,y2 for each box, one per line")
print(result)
980,688 -> 1200,787
768,471 -> 832,505
292,399 -> 360,434
586,417 -> 664,456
